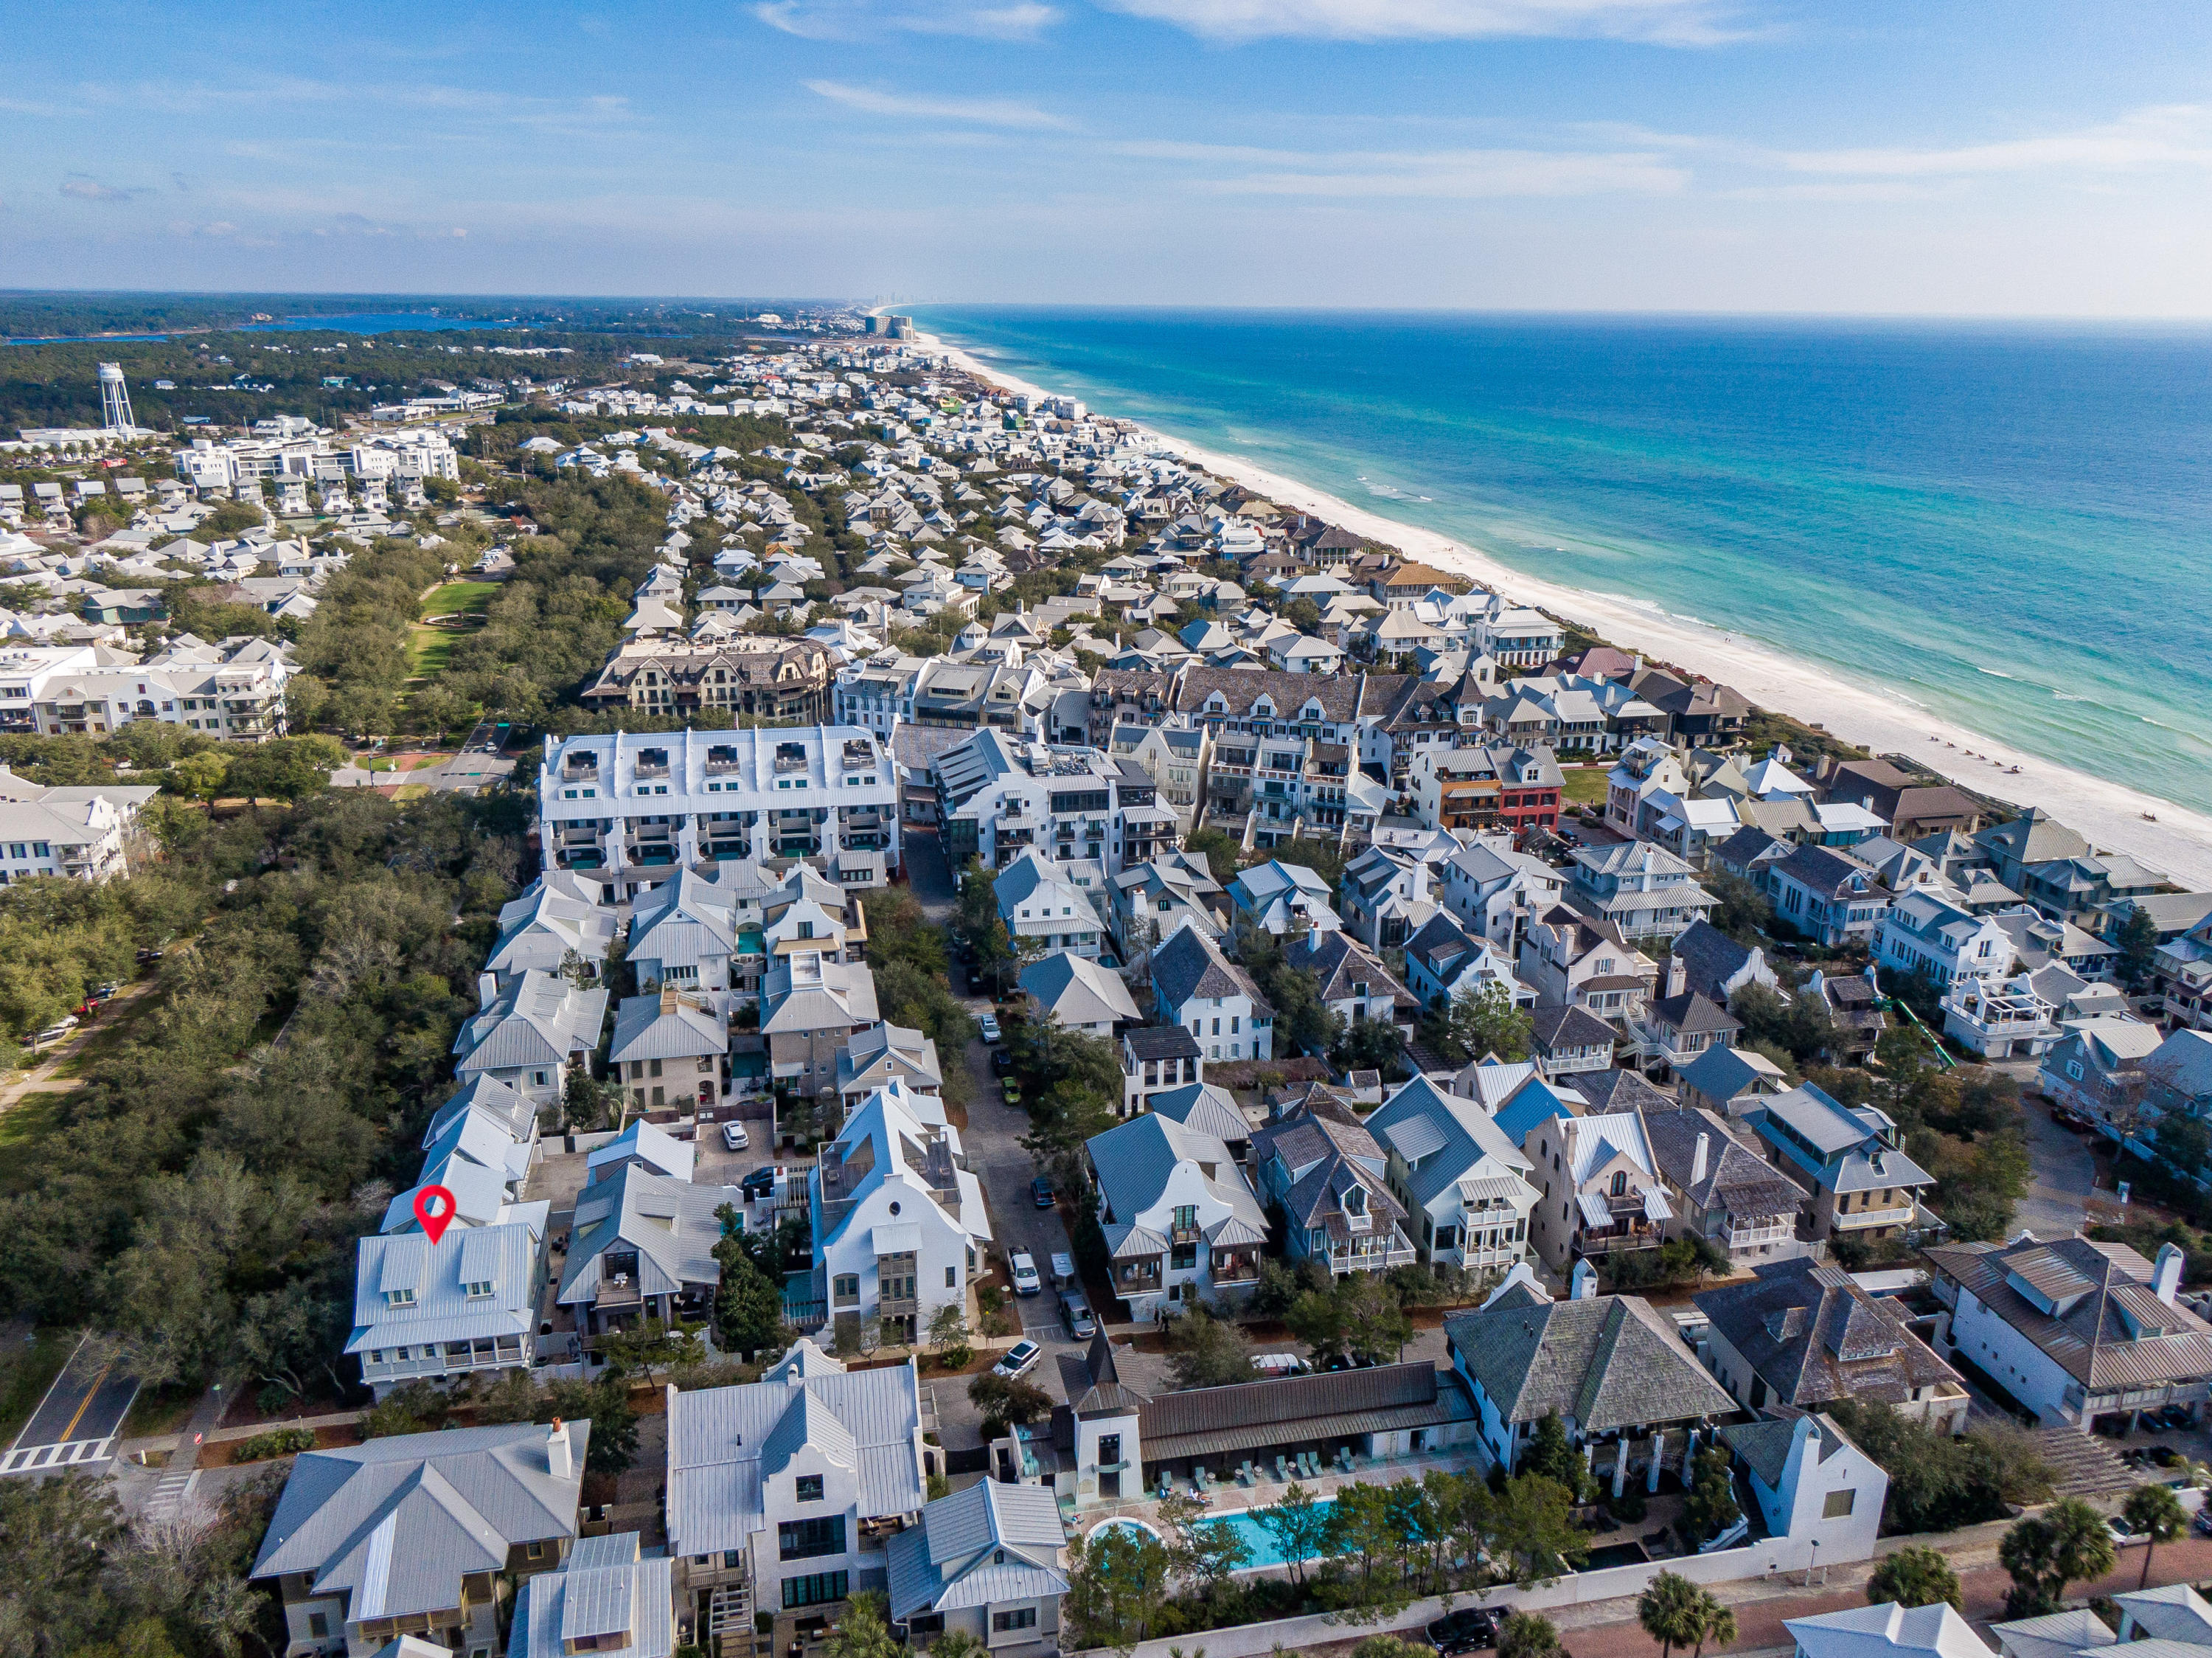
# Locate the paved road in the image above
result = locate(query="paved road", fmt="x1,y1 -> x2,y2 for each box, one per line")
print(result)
1,1337 -> 138,1477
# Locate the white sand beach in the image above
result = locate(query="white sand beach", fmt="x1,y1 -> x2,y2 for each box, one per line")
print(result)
920,329 -> 2212,889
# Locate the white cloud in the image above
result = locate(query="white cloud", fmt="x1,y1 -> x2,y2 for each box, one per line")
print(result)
59,176 -> 139,201
759,0 -> 1058,39
1202,145 -> 1687,195
805,79 -> 1073,128
1098,0 -> 1739,44
1777,104 -> 2212,178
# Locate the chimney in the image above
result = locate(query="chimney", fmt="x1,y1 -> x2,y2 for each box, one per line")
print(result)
1691,1133 -> 1710,1187
2154,1242 -> 2185,1305
547,1418 -> 573,1480
477,971 -> 498,1006
1665,951 -> 1686,1000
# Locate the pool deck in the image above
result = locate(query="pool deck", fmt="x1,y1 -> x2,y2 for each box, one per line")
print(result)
1071,1449 -> 1494,1543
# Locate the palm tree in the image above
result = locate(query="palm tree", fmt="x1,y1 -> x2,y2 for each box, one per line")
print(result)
1691,1595 -> 1736,1658
2124,1481 -> 2188,1591
1639,1571 -> 1706,1658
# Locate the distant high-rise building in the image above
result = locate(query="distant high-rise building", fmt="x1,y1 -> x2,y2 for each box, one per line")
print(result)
97,362 -> 135,433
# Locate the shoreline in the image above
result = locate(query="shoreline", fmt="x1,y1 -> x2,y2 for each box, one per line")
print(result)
914,323 -> 2212,890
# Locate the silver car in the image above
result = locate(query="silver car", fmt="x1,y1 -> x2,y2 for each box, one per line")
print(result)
1060,1291 -> 1097,1340
992,1339 -> 1043,1380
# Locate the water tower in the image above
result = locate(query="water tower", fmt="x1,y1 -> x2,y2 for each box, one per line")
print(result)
97,361 -> 135,433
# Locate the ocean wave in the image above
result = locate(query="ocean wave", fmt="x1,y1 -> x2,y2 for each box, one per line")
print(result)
1977,667 -> 2016,680
2052,693 -> 2094,704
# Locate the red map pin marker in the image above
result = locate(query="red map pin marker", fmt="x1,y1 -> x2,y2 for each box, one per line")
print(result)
414,1184 -> 458,1244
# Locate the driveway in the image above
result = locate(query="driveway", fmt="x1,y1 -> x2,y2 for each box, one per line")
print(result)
2003,1059 -> 2096,1238
904,826 -> 958,923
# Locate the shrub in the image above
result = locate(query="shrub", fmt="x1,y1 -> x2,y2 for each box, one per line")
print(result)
232,1426 -> 316,1462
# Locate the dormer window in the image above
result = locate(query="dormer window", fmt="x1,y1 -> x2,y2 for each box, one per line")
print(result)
385,1287 -> 416,1306
465,1280 -> 494,1299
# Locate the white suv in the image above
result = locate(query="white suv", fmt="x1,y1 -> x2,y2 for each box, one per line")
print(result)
1009,1250 -> 1042,1297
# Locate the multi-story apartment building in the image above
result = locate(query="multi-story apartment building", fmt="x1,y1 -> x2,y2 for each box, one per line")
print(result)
538,726 -> 901,899
932,728 -> 1174,875
24,636 -> 294,740
1107,721 -> 1211,830
0,765 -> 154,884
1253,1106 -> 1419,1279
1750,1083 -> 1936,1245
580,640 -> 832,722
1565,840 -> 1716,942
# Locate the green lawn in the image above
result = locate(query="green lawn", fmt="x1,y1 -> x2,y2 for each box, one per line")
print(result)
1562,766 -> 1612,805
0,1328 -> 75,1445
407,582 -> 499,681
420,580 -> 499,618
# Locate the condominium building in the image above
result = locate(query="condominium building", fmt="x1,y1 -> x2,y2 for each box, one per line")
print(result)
538,726 -> 901,899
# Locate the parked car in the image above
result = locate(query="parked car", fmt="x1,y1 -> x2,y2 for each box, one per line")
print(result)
978,1012 -> 1001,1044
1032,1175 -> 1054,1209
2194,1506 -> 2212,1539
740,1164 -> 785,1200
2051,1105 -> 2098,1133
2107,1515 -> 2150,1547
2154,1403 -> 2196,1430
1009,1251 -> 1042,1297
1428,1609 -> 1500,1654
1061,1291 -> 1097,1340
29,1021 -> 77,1047
721,1120 -> 750,1152
993,1339 -> 1043,1381
992,1048 -> 1016,1076
1002,1078 -> 1020,1106
91,982 -> 119,998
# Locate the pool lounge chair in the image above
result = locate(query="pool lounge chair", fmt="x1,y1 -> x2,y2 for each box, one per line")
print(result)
1237,1460 -> 1256,1486
1158,1469 -> 1173,1499
1335,1446 -> 1354,1473
1199,1466 -> 1214,1492
1276,1455 -> 1292,1482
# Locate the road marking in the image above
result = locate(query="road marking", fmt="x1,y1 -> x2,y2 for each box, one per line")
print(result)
55,1364 -> 111,1445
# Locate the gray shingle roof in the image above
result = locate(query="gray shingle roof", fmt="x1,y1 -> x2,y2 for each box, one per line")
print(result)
1444,1294 -> 1736,1431
1695,1257 -> 1959,1410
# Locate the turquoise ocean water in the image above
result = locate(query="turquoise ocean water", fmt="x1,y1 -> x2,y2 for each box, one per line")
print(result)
911,308 -> 2212,816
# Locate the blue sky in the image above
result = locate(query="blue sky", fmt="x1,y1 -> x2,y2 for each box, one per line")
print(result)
8,0 -> 2212,313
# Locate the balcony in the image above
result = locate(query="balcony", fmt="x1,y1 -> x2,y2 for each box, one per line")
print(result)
1722,1220 -> 1793,1252
1330,1231 -> 1417,1272
1832,1204 -> 1916,1232
633,760 -> 669,780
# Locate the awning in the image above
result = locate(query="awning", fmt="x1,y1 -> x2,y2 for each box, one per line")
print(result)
1578,1193 -> 1615,1229
1642,1187 -> 1675,1222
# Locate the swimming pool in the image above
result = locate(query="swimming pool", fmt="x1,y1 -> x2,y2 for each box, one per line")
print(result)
1091,1500 -> 1347,1572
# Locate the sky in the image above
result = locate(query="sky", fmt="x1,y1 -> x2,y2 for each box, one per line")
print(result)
8,0 -> 2212,313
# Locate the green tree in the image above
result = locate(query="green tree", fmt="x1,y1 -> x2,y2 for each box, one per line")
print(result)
965,1372 -> 1052,1435
926,1302 -> 973,1368
1868,1545 -> 1964,1610
1680,1446 -> 1741,1547
1519,1411 -> 1589,1504
1489,1473 -> 1588,1587
1999,1499 -> 2117,1617
1183,826 -> 1239,884
221,735 -> 347,803
1638,1571 -> 1706,1658
1498,1612 -> 1562,1658
1433,979 -> 1533,1065
711,1204 -> 790,1360
595,1317 -> 706,1384
1165,1305 -> 1255,1390
1158,1489 -> 1252,1596
170,749 -> 231,802
821,1591 -> 900,1658
2115,904 -> 2160,989
2123,1480 -> 2188,1590
0,1474 -> 126,1658
1254,1481 -> 1338,1587
1067,1519 -> 1172,1654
